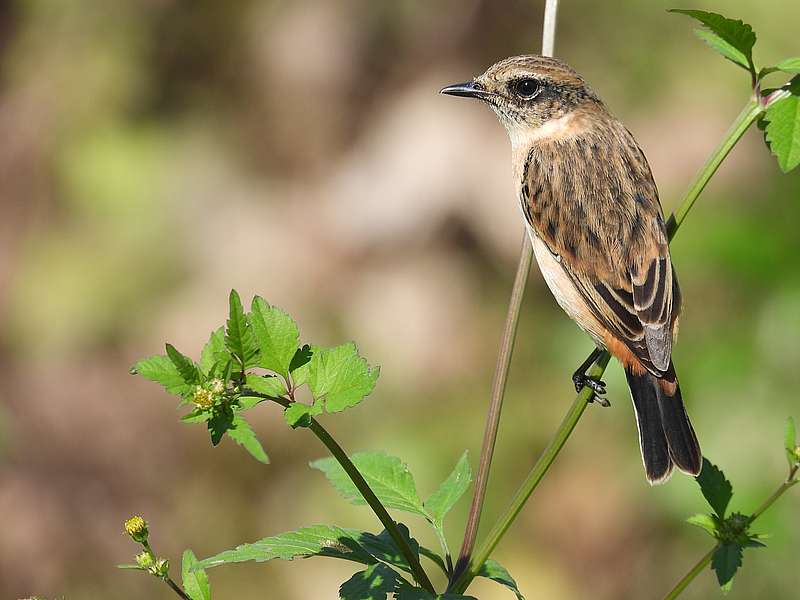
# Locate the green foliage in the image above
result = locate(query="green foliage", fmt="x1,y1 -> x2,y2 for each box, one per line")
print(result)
696,458 -> 733,518
762,77 -> 800,173
133,354 -> 191,396
166,344 -> 201,388
424,451 -> 472,530
786,416 -> 799,467
776,57 -> 800,74
311,452 -> 426,516
199,327 -> 227,375
250,296 -> 300,378
339,563 -> 401,600
182,550 -> 211,600
225,290 -> 258,372
396,587 -> 477,600
284,401 -> 322,429
478,559 -> 525,600
669,9 -> 756,72
228,414 -> 269,463
307,342 -> 380,413
712,544 -> 742,592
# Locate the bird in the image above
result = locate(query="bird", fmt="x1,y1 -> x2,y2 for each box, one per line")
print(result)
441,55 -> 701,484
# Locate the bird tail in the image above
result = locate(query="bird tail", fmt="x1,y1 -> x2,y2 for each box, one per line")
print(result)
625,363 -> 702,484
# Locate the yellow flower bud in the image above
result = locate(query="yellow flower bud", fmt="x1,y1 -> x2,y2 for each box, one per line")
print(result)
124,515 -> 149,543
210,378 -> 225,395
136,551 -> 154,569
192,386 -> 216,409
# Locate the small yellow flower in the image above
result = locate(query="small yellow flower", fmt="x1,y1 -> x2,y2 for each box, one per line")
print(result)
192,386 -> 216,409
136,551 -> 154,569
124,515 -> 149,543
210,378 -> 225,395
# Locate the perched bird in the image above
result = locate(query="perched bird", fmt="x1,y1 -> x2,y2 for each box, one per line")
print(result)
441,55 -> 701,484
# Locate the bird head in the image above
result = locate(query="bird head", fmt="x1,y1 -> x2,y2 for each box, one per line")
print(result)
441,55 -> 601,142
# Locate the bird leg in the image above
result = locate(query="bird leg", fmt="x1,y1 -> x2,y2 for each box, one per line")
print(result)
572,347 -> 610,407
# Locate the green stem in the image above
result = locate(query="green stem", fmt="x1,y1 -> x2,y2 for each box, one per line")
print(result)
165,576 -> 192,600
662,545 -> 718,600
259,392 -> 434,592
666,99 -> 762,239
449,354 -> 608,593
306,412 -> 436,592
451,97 -> 766,595
663,467 -> 798,600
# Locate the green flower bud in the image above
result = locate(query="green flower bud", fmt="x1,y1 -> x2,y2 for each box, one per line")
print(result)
155,558 -> 170,577
124,516 -> 149,543
136,551 -> 154,570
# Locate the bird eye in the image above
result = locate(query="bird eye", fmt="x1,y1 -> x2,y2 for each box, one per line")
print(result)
512,78 -> 541,99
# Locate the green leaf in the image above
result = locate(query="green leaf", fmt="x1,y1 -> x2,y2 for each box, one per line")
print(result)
478,559 -> 525,600
712,543 -> 743,591
696,459 -> 733,518
225,290 -> 259,370
166,344 -> 201,386
181,407 -> 212,424
763,77 -> 800,172
339,563 -> 400,600
182,550 -> 211,600
669,9 -> 756,72
692,29 -> 750,71
250,296 -> 300,378
419,547 -> 448,575
786,416 -> 798,466
290,345 -> 313,378
135,354 -> 191,396
308,342 -> 380,413
117,563 -> 144,570
396,587 -> 477,600
357,525 -> 420,574
424,451 -> 472,528
245,374 -> 287,398
311,452 -> 426,516
195,525 -> 376,570
228,414 -> 269,463
199,327 -> 228,375
284,402 -> 322,428
208,407 -> 234,446
777,57 -> 800,74
687,513 -> 718,537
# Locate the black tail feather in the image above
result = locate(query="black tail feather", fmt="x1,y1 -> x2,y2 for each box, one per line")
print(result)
625,365 -> 701,484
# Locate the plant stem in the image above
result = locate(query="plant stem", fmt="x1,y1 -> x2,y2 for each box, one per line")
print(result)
307,412 -> 436,592
165,576 -> 192,600
663,466 -> 799,600
665,99 -> 762,239
451,94 -> 768,594
662,545 -> 718,600
257,392 -> 435,591
453,235 -> 533,577
452,0 -> 559,583
450,354 -> 608,593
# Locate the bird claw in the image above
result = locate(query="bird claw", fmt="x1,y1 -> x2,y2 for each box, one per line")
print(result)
572,374 -> 610,407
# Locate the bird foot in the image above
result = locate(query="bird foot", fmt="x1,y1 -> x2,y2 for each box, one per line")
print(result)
572,373 -> 610,407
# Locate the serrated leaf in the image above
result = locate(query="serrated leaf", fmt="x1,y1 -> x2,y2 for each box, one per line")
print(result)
786,416 -> 798,466
693,29 -> 750,71
424,452 -> 472,528
763,78 -> 800,173
181,407 -> 212,424
250,296 -> 300,378
669,9 -> 756,71
290,345 -> 313,379
227,414 -> 269,463
357,524 -> 420,574
696,459 -> 733,518
166,344 -> 201,385
208,407 -> 234,446
419,546 -> 448,575
225,290 -> 259,370
182,550 -> 211,600
237,396 -> 266,410
308,342 -> 379,413
284,402 -> 322,428
687,513 -> 718,537
135,354 -> 191,396
339,563 -> 400,600
200,327 -> 228,375
195,525 -> 376,570
245,374 -> 287,398
311,452 -> 426,516
777,57 -> 800,74
478,559 -> 525,600
712,543 -> 743,591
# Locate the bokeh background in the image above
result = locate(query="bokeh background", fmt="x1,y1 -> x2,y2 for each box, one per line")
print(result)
1,1 -> 798,598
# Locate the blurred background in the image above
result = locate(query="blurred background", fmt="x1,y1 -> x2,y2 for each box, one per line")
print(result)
1,0 -> 798,598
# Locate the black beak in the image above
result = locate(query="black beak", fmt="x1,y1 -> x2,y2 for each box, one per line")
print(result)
440,81 -> 491,100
